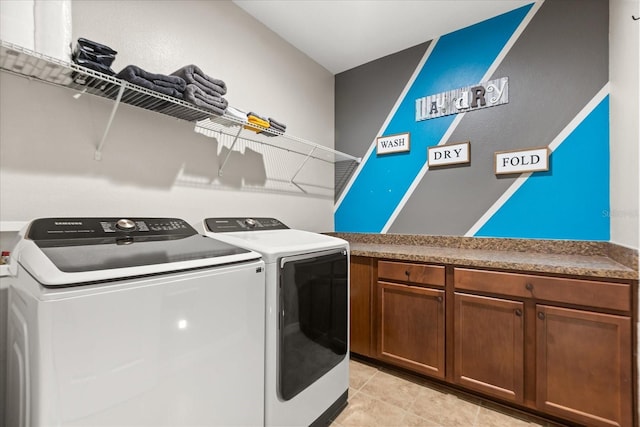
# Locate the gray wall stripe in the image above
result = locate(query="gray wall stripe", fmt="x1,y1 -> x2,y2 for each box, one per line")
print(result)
382,2 -> 541,233
465,83 -> 610,236
334,41 -> 431,202
388,0 -> 609,235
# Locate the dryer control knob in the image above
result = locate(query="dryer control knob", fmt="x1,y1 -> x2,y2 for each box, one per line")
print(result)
116,218 -> 136,231
244,218 -> 257,228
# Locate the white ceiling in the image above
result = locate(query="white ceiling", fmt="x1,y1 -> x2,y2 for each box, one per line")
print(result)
232,0 -> 532,74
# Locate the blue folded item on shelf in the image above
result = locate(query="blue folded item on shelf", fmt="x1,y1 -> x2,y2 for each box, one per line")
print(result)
116,65 -> 186,99
171,64 -> 227,97
183,84 -> 228,116
74,46 -> 116,67
72,38 -> 118,77
77,38 -> 117,56
74,58 -> 115,76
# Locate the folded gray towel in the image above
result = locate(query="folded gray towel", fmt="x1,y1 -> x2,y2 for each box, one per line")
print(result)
171,64 -> 226,96
260,121 -> 284,136
116,65 -> 186,99
184,84 -> 228,116
268,117 -> 287,131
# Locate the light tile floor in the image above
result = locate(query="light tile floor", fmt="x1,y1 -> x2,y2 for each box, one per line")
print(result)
331,358 -> 558,427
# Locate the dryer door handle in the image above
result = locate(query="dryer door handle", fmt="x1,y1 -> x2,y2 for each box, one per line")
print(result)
279,308 -> 285,329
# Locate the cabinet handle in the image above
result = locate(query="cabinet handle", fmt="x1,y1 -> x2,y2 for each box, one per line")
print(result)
525,283 -> 533,291
405,270 -> 410,277
538,312 -> 545,320
437,296 -> 443,303
515,309 -> 522,317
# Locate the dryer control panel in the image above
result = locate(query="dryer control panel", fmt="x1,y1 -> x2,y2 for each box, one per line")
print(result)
205,217 -> 289,232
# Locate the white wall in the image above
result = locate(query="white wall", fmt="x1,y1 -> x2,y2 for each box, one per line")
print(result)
609,1 -> 640,422
0,0 -> 336,232
609,0 -> 639,250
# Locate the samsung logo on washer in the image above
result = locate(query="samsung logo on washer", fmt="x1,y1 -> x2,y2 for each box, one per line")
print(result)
54,221 -> 83,226
416,77 -> 508,121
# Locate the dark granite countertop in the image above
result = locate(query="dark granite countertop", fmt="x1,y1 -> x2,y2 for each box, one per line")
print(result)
328,233 -> 638,280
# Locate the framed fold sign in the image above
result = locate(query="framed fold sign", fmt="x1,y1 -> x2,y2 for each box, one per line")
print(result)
377,132 -> 410,155
494,147 -> 550,175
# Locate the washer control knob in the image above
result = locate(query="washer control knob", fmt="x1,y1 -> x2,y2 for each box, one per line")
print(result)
244,218 -> 257,228
116,219 -> 136,231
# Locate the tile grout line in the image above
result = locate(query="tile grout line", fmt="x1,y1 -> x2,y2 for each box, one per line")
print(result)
348,360 -> 547,427
350,366 -> 436,426
354,387 -> 441,427
357,366 -> 449,426
356,367 -> 381,393
472,403 -> 481,426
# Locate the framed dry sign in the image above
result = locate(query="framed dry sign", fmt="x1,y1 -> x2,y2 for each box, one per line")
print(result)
376,132 -> 410,155
428,141 -> 470,167
494,146 -> 550,175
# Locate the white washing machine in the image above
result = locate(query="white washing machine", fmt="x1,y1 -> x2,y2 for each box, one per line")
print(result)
199,217 -> 349,427
5,217 -> 266,427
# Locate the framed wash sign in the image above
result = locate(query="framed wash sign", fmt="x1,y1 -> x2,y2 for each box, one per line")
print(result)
495,147 -> 550,174
377,133 -> 410,155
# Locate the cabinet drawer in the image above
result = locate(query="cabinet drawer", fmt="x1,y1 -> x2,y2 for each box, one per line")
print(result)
454,268 -> 631,312
379,261 -> 445,287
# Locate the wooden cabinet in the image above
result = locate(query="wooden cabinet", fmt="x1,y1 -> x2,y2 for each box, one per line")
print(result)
454,268 -> 634,427
348,258 -> 635,427
376,261 -> 445,379
349,256 -> 374,356
536,305 -> 632,427
453,293 -> 524,403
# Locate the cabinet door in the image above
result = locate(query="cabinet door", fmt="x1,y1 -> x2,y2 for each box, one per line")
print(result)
454,293 -> 524,404
350,256 -> 373,356
536,305 -> 632,427
377,281 -> 445,378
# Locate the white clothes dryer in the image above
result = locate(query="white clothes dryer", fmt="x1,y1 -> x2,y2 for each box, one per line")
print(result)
199,217 -> 349,427
5,217 -> 266,427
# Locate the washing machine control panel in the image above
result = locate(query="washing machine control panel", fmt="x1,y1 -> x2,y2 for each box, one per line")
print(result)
28,217 -> 197,243
25,218 -> 254,274
205,217 -> 289,232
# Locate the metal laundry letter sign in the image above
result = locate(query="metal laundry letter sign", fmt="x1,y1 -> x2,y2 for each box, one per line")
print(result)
415,77 -> 509,121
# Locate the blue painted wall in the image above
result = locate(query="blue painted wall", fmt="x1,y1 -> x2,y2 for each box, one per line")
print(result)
334,0 -> 610,240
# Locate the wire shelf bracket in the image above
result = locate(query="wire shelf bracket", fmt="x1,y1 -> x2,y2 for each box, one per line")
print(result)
290,147 -> 316,184
94,82 -> 126,160
217,126 -> 243,176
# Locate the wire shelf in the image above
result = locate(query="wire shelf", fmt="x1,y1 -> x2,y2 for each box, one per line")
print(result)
1,39 -> 361,186
0,40 -> 215,122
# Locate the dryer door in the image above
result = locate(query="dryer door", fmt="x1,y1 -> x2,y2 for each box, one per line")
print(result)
278,249 -> 348,401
